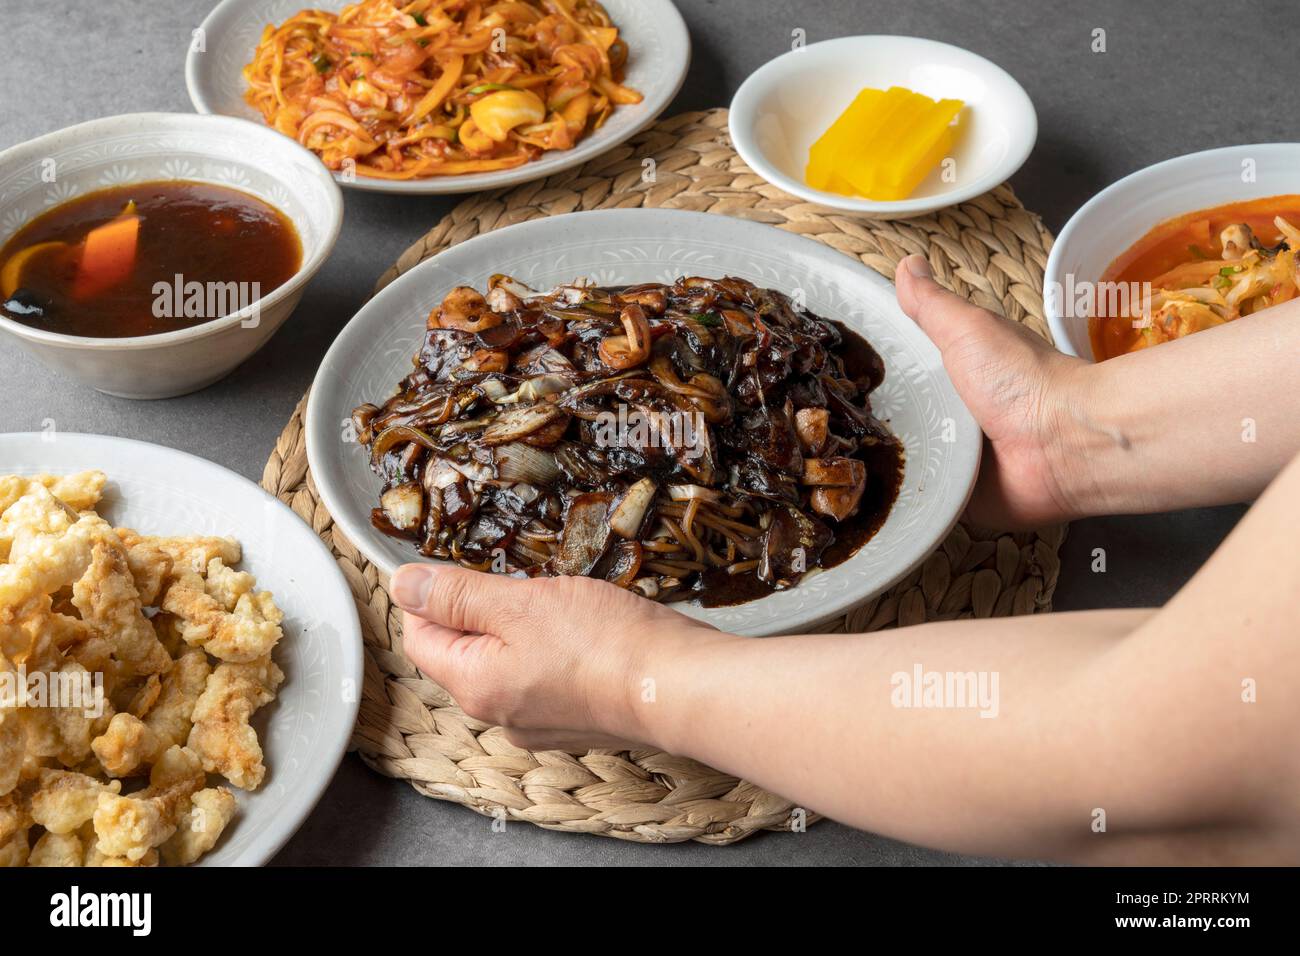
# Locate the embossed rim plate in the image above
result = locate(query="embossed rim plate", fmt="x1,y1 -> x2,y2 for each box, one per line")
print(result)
0,432 -> 363,865
306,209 -> 980,636
186,0 -> 692,195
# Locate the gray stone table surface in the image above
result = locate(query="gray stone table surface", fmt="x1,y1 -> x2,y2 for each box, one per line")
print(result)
1,0 -> 1279,865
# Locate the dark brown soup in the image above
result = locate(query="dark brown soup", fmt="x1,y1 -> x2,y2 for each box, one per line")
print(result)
0,180 -> 301,338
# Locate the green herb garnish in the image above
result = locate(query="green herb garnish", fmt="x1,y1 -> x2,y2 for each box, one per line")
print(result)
350,51 -> 374,58
467,83 -> 520,95
1188,244 -> 1206,259
412,12 -> 428,26
1218,266 -> 1240,277
1212,276 -> 1231,290
312,54 -> 331,73
690,312 -> 722,327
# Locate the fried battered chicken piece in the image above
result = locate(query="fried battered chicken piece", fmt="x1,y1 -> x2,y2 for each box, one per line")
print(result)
0,705 -> 24,797
0,831 -> 28,867
92,794 -> 173,863
161,787 -> 237,865
144,649 -> 211,749
28,830 -> 83,867
30,768 -> 121,834
0,471 -> 105,514
72,540 -> 172,677
0,792 -> 31,866
187,657 -> 283,790
0,492 -> 108,622
17,660 -> 97,766
161,561 -> 283,663
115,530 -> 241,580
91,745 -> 204,861
143,745 -> 206,821
91,713 -> 162,778
121,541 -> 174,606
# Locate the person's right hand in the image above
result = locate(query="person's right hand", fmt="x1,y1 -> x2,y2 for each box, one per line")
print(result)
894,255 -> 1092,529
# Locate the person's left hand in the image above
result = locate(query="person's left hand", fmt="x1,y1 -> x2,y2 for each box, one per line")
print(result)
390,562 -> 728,751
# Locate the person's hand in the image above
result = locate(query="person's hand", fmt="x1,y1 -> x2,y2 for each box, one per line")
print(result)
390,562 -> 730,751
894,255 -> 1092,529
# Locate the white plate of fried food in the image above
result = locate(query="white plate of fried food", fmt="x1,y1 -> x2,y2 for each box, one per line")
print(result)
187,0 -> 691,194
0,433 -> 362,867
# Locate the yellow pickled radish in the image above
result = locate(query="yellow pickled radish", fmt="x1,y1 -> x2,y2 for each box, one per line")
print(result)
838,87 -> 933,196
807,88 -> 884,190
874,96 -> 963,197
804,85 -> 964,201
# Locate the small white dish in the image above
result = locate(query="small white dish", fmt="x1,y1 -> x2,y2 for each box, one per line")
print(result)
0,431 -> 363,866
1045,142 -> 1300,359
304,208 -> 980,637
187,0 -> 691,195
729,35 -> 1037,218
0,112 -> 343,399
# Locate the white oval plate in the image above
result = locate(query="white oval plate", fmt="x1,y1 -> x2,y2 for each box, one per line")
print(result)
187,0 -> 691,195
729,36 -> 1037,218
0,432 -> 363,866
1044,142 -> 1300,358
307,210 -> 979,636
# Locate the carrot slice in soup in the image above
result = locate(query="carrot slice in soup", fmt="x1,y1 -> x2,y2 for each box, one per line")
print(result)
73,212 -> 139,300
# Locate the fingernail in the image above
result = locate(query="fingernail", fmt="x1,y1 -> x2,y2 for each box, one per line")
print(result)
904,254 -> 932,279
391,564 -> 434,610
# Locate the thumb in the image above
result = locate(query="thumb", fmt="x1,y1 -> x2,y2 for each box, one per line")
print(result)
894,254 -> 1010,356
390,562 -> 526,634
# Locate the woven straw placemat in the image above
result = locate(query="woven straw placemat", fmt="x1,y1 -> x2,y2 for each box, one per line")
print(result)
262,108 -> 1066,845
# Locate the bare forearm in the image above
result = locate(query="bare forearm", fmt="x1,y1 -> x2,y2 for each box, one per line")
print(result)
621,456 -> 1300,864
1059,305 -> 1300,517
627,609 -> 1152,860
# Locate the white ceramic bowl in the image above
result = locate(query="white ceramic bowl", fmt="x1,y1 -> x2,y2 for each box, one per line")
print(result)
0,112 -> 343,399
187,0 -> 690,195
729,36 -> 1037,218
1044,142 -> 1300,359
305,209 -> 980,637
0,432 -> 363,866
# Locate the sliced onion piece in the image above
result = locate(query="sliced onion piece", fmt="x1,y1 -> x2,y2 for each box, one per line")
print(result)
494,442 -> 561,484
666,483 -> 721,503
481,403 -> 565,445
609,478 -> 657,538
380,482 -> 424,532
605,540 -> 644,588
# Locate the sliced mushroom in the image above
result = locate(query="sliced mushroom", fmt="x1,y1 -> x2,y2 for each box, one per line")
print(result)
380,482 -> 424,532
609,478 -> 657,538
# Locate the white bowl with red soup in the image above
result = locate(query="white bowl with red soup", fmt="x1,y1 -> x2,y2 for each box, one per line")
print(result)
0,113 -> 342,399
1044,143 -> 1300,361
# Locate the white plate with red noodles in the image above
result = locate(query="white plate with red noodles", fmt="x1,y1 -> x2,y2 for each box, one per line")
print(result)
304,210 -> 981,637
187,0 -> 691,194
